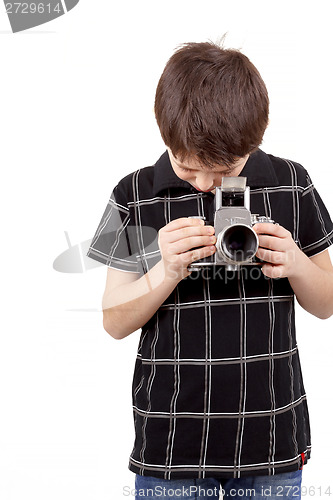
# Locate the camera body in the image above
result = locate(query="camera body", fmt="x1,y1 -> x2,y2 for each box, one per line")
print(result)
189,177 -> 275,272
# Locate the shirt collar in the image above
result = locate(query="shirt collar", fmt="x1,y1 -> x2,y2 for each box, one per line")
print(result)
152,149 -> 279,196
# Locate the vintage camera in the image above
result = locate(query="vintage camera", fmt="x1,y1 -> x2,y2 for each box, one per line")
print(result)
188,176 -> 275,272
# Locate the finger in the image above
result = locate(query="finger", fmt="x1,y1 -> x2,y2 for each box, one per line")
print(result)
253,223 -> 289,238
261,264 -> 284,279
170,234 -> 216,254
166,225 -> 215,244
163,217 -> 205,232
256,247 -> 286,265
180,245 -> 216,265
257,234 -> 286,252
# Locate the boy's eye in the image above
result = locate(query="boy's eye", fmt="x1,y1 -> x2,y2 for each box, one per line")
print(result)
180,167 -> 191,173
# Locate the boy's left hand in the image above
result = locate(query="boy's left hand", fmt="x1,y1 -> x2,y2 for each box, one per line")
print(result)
252,223 -> 306,279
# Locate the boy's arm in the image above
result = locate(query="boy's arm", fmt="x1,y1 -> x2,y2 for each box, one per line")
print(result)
102,217 -> 216,339
290,249 -> 333,318
253,223 -> 333,319
102,262 -> 179,339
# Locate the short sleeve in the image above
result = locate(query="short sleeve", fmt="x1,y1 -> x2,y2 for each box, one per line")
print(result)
86,184 -> 139,273
298,171 -> 333,257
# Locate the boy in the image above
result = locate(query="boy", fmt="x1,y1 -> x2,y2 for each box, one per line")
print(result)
87,42 -> 333,499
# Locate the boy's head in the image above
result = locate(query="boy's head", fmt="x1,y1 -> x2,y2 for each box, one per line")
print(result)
154,41 -> 269,172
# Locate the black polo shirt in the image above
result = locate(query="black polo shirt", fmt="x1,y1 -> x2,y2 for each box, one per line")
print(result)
87,149 -> 333,480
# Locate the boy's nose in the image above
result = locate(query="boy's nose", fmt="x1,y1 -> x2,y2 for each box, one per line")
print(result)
195,177 -> 215,192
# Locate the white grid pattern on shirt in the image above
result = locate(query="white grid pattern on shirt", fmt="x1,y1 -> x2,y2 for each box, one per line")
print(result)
87,152 -> 333,479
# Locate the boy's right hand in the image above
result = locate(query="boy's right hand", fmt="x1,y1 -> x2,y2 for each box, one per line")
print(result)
158,217 -> 216,281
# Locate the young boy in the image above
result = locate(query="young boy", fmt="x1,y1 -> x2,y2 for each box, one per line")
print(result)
87,42 -> 333,499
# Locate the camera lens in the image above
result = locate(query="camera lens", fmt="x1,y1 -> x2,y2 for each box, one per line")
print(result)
220,225 -> 258,262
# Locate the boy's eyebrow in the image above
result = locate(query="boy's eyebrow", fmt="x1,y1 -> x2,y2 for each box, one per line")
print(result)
174,157 -> 223,171
175,159 -> 234,173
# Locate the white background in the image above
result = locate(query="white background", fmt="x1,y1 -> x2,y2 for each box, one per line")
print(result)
0,1 -> 332,499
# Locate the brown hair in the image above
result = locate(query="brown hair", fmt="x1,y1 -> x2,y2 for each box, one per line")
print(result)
154,41 -> 269,169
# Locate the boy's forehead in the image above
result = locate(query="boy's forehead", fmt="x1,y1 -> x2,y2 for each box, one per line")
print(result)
169,149 -> 246,172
